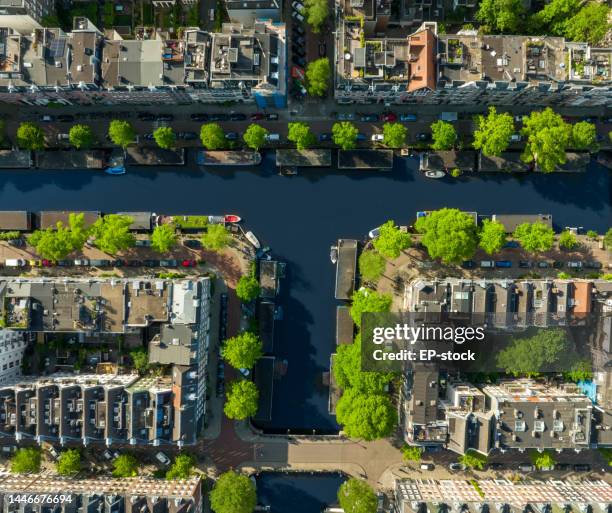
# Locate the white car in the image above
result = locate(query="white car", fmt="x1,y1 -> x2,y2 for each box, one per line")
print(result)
480,260 -> 495,268
156,451 -> 171,466
567,261 -> 583,268
510,133 -> 522,142
291,1 -> 305,12
420,463 -> 434,471
368,226 -> 381,239
371,134 -> 384,142
4,259 -> 26,267
292,11 -> 305,22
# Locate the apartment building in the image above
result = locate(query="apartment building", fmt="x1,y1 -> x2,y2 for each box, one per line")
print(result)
225,0 -> 281,27
0,0 -> 54,33
0,471 -> 202,513
0,330 -> 27,384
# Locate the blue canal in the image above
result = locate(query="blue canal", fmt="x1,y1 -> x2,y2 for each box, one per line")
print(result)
256,472 -> 346,513
0,153 -> 610,433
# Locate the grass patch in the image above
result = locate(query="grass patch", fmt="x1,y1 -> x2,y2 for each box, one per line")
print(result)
173,215 -> 208,229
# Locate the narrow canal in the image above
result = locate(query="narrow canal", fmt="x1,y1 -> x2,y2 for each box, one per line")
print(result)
0,153 -> 609,432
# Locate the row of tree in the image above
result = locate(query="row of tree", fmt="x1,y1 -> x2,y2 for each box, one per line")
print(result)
27,212 -> 232,261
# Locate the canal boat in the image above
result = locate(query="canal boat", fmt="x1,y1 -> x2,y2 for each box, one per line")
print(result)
330,246 -> 338,264
279,166 -> 298,176
245,231 -> 261,249
424,170 -> 446,179
104,165 -> 126,175
224,214 -> 242,223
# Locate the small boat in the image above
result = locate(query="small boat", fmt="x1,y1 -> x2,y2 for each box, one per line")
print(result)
245,231 -> 261,249
424,170 -> 446,179
330,246 -> 338,264
224,214 -> 242,224
280,166 -> 298,176
104,165 -> 125,175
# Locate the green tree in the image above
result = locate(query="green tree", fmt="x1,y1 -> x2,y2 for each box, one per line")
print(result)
479,219 -> 507,255
153,126 -> 176,149
287,122 -> 316,150
243,124 -> 269,151
332,122 -> 359,150
69,124 -> 94,149
337,478 -> 377,513
333,334 -> 393,393
304,0 -> 328,32
415,208 -> 478,264
336,388 -> 397,441
17,122 -> 45,150
29,213 -> 88,261
401,445 -> 424,462
476,0 -> 525,33
521,108 -> 572,173
201,224 -> 231,251
200,123 -> 226,150
373,220 -> 411,258
571,121 -> 596,150
10,447 -> 41,474
530,450 -> 556,470
459,450 -> 488,470
112,454 -> 139,477
558,230 -> 578,250
563,2 -> 610,44
130,348 -> 150,374
209,471 -> 257,513
166,453 -> 195,479
224,379 -> 259,420
108,120 -> 136,149
350,288 -> 392,327
382,122 -> 408,148
473,107 -> 515,156
564,359 -> 592,382
358,250 -> 386,283
222,332 -> 263,370
604,228 -> 612,249
586,230 -> 598,239
497,328 -> 569,376
151,224 -> 178,253
530,0 -> 580,36
431,120 -> 457,150
236,274 -> 260,302
57,449 -> 81,475
305,57 -> 330,97
513,222 -> 554,253
91,214 -> 135,254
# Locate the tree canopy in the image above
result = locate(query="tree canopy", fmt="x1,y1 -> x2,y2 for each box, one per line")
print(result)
153,126 -> 176,149
69,124 -> 94,149
236,274 -> 261,302
288,122 -> 316,150
112,454 -> 139,478
415,208 -> 478,263
513,222 -> 554,253
17,122 -> 45,150
29,213 -> 89,261
337,478 -> 378,513
558,230 -> 578,250
332,122 -> 359,150
10,447 -> 41,474
108,120 -> 136,148
459,450 -> 488,470
223,332 -> 263,370
521,108 -> 572,173
150,224 -> 177,253
571,121 -> 597,150
476,0 -> 525,33
473,107 -> 515,156
201,224 -> 231,251
224,379 -> 259,420
336,388 -> 397,440
304,0 -> 328,33
57,449 -> 81,475
200,123 -> 226,150
305,58 -> 331,97
382,122 -> 408,148
243,124 -> 269,150
166,453 -> 196,479
401,445 -> 424,462
358,250 -> 386,283
334,335 -> 393,394
497,328 -> 569,376
605,228 -> 612,250
530,450 -> 556,470
373,220 -> 411,258
564,2 -> 610,45
91,214 -> 135,254
209,471 -> 257,513
350,288 -> 392,327
430,121 -> 457,150
130,347 -> 150,374
564,359 -> 593,382
479,219 -> 507,255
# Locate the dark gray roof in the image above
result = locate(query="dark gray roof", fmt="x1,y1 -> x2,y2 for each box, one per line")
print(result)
0,211 -> 31,230
117,212 -> 153,230
491,214 -> 552,232
0,150 -> 31,169
336,306 -> 354,345
335,239 -> 357,301
338,149 -> 394,169
257,300 -> 275,353
478,152 -> 529,173
421,151 -> 477,172
253,356 -> 275,422
125,147 -> 185,166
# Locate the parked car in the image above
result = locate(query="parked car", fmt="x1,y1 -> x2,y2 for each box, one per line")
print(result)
335,112 -> 355,121
265,133 -> 281,142
57,133 -> 70,142
90,259 -> 110,267
5,259 -> 26,267
39,115 -> 55,122
519,260 -> 532,268
191,113 -> 208,121
489,462 -> 504,470
461,260 -> 475,269
135,239 -> 152,247
510,133 -> 522,142
503,240 -> 520,248
266,113 -> 279,120
400,113 -> 418,122
292,1 -> 305,12
142,133 -> 155,140
57,114 -> 75,122
371,134 -> 384,142
553,261 -> 564,269
103,450 -> 113,461
356,133 -> 366,141
155,452 -> 171,466
7,238 -> 25,247
143,259 -> 160,267
41,259 -> 54,267
177,131 -> 198,140
480,260 -> 495,268
225,132 -> 239,140
420,463 -> 434,471
137,112 -> 155,121
359,113 -> 379,122
56,260 -> 72,267
416,132 -> 431,141
368,226 -> 381,239
160,259 -> 178,267
127,259 -> 143,267
155,114 -> 174,121
111,259 -> 124,267
555,463 -> 570,471
381,112 -> 397,122
292,56 -> 306,67
495,260 -> 512,268
28,259 -> 41,267
518,464 -> 535,472
449,463 -> 466,471
567,261 -> 583,269
250,112 -> 265,121
230,113 -> 247,121
183,239 -> 202,249
585,261 -> 602,269
537,261 -> 550,268
181,259 -> 197,267
292,11 -> 305,22
74,259 -> 89,266
292,45 -> 306,57
48,447 -> 59,459
209,113 -> 229,121
319,133 -> 332,141
573,464 -> 591,472
292,25 -> 305,36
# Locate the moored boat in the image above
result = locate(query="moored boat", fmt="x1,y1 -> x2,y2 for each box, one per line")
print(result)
224,214 -> 242,223
245,231 -> 261,249
330,246 -> 338,264
104,165 -> 125,175
424,170 -> 446,179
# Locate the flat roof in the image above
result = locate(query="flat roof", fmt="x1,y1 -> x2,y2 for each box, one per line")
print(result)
478,152 -> 529,173
338,149 -> 394,169
491,214 -> 552,232
257,300 -> 275,354
0,211 -> 30,231
116,212 -> 153,230
253,356 -> 275,422
39,211 -> 100,229
0,150 -> 31,169
328,354 -> 341,414
336,306 -> 354,345
126,147 -> 185,166
275,149 -> 332,167
334,239 -> 357,300
35,150 -> 106,169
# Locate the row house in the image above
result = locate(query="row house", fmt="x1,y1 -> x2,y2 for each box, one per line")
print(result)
0,19 -> 286,107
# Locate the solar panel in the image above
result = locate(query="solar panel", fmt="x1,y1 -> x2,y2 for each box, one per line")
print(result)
48,34 -> 66,59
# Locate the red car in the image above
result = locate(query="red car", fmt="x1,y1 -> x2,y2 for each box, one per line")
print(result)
41,259 -> 54,267
250,112 -> 265,121
381,112 -> 397,122
181,259 -> 197,267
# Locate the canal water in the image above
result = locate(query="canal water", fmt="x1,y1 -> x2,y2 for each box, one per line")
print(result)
0,153 -> 609,433
256,471 -> 346,513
